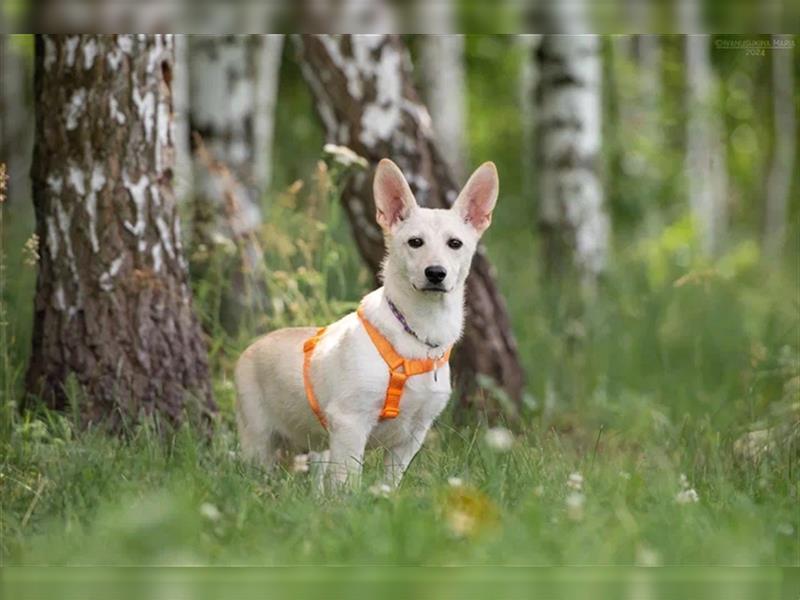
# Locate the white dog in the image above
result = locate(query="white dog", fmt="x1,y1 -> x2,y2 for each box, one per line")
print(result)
235,158 -> 498,487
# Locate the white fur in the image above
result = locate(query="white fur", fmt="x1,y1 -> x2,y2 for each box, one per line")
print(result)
235,159 -> 498,489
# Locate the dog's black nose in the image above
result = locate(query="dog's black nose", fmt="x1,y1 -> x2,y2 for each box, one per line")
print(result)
425,265 -> 447,284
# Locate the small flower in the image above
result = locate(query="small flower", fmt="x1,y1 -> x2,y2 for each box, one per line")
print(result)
447,477 -> 464,488
484,427 -> 514,452
636,545 -> 662,567
369,483 -> 392,498
323,144 -> 369,169
565,492 -> 585,521
675,488 -> 700,504
447,510 -> 476,538
292,454 -> 309,473
23,234 -> 40,267
679,473 -> 690,489
443,486 -> 498,538
777,522 -> 794,536
199,502 -> 221,521
210,232 -> 237,256
567,472 -> 584,491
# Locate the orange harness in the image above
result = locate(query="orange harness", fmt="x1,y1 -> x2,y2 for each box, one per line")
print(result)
302,305 -> 451,430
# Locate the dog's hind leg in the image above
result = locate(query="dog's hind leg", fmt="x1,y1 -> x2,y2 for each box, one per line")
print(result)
235,358 -> 278,468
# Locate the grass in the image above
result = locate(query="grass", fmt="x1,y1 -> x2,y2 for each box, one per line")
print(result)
1,398 -> 797,567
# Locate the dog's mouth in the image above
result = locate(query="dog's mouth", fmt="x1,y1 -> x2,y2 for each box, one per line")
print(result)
415,284 -> 448,293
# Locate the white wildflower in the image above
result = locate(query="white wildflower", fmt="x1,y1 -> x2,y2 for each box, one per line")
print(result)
23,234 -> 40,266
636,545 -> 662,567
210,232 -> 237,256
484,427 -> 514,452
675,488 -> 700,504
292,454 -> 309,473
447,477 -> 464,488
369,483 -> 392,498
323,144 -> 368,169
565,492 -> 585,521
199,502 -> 221,521
679,473 -> 690,489
567,472 -> 584,491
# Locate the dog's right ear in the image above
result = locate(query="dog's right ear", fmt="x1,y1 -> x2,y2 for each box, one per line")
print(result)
374,159 -> 416,231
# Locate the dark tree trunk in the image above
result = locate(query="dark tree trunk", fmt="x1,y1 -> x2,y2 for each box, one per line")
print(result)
295,34 -> 524,414
26,35 -> 214,428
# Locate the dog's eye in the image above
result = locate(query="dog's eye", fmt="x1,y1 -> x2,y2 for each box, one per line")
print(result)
408,237 -> 424,248
447,238 -> 463,250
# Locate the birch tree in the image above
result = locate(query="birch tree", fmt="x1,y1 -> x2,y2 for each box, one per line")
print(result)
678,3 -> 729,256
684,34 -> 728,256
188,35 -> 283,322
416,3 -> 467,181
26,35 -> 214,427
295,34 -> 525,412
763,36 -> 796,258
535,28 -> 609,290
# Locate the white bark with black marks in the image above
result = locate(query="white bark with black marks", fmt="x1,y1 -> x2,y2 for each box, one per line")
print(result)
679,4 -> 728,256
536,31 -> 609,288
27,35 -> 214,427
418,29 -> 467,181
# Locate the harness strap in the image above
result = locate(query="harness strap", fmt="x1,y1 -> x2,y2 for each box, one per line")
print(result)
302,306 -> 451,430
302,327 -> 328,428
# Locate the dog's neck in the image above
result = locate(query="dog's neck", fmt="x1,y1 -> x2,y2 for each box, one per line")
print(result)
361,279 -> 465,359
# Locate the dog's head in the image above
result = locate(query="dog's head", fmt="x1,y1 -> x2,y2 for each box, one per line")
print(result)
374,159 -> 498,295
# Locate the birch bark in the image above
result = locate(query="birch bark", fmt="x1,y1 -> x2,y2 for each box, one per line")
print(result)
26,35 -> 214,427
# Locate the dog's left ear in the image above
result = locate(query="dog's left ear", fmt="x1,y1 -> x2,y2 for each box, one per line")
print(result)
452,162 -> 498,235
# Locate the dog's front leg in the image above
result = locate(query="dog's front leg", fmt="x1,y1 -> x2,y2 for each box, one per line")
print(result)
383,423 -> 431,487
327,416 -> 370,490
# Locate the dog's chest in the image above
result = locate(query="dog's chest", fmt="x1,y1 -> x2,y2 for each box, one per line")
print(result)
313,311 -> 452,437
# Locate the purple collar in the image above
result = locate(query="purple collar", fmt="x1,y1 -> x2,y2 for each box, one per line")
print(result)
386,298 -> 441,349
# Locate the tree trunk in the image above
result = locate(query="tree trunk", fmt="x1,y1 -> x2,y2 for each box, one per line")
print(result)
417,29 -> 467,181
763,35 -> 796,258
171,34 -> 192,204
295,34 -> 524,413
26,35 -> 214,428
519,35 -> 542,197
678,5 -> 728,256
188,35 -> 281,326
0,35 -> 33,205
536,30 -> 609,292
254,35 -> 285,192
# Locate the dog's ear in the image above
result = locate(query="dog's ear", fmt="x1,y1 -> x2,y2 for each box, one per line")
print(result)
374,159 -> 417,231
452,162 -> 498,235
